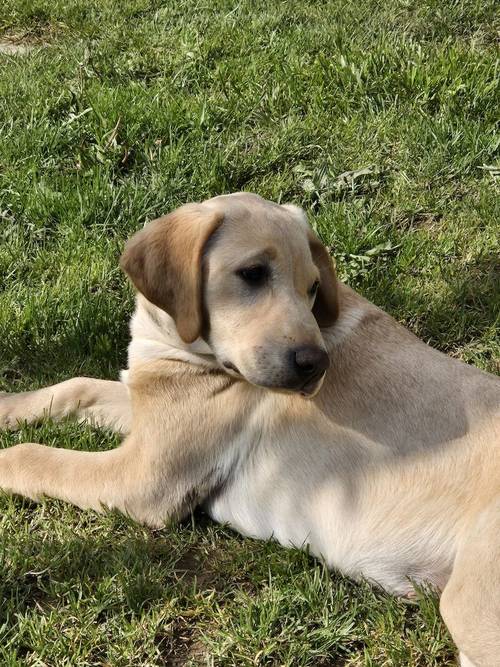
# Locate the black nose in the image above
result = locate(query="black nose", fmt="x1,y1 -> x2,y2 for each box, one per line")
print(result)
293,345 -> 330,379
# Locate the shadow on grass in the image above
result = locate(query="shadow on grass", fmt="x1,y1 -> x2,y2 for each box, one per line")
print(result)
0,509 -> 220,664
373,250 -> 499,355
0,500 -> 455,665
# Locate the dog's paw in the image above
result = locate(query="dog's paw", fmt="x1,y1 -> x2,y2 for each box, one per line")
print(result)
0,393 -> 25,430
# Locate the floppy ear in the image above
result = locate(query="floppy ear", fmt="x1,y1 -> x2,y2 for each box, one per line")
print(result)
120,204 -> 223,343
309,232 -> 339,328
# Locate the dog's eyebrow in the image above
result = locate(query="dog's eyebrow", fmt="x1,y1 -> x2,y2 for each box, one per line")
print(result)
231,248 -> 277,270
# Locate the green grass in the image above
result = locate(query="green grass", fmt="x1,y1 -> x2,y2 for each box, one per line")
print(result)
0,0 -> 498,664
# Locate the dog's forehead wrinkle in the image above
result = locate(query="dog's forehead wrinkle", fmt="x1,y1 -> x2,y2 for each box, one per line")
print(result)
206,216 -> 302,268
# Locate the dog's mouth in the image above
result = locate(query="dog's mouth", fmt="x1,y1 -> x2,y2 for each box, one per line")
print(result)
221,362 -> 325,398
222,360 -> 242,376
299,372 -> 326,398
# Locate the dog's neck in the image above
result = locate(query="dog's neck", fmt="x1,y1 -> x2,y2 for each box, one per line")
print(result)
125,295 -> 219,373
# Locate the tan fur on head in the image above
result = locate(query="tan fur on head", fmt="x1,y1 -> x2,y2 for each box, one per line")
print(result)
120,204 -> 223,343
121,193 -> 337,393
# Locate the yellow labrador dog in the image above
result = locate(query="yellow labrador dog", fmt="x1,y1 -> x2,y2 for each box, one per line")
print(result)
0,193 -> 499,666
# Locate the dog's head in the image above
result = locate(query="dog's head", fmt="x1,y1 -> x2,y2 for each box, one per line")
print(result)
121,193 -> 338,396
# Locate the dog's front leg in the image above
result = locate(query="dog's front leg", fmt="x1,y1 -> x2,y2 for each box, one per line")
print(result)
0,439 -> 165,527
0,377 -> 131,434
0,362 -> 246,528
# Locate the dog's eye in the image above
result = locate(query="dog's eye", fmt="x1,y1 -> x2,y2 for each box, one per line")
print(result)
237,265 -> 269,286
309,280 -> 320,298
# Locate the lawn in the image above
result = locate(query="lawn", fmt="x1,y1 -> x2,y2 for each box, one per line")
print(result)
0,0 -> 498,664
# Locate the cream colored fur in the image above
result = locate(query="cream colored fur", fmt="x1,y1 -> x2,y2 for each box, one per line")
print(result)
0,193 -> 498,666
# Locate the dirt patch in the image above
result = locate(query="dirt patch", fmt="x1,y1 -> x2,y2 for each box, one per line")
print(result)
172,544 -> 228,592
0,39 -> 34,55
155,619 -> 208,667
392,209 -> 443,232
0,33 -> 49,56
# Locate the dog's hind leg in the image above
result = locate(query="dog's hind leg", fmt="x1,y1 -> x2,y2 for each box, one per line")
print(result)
440,499 -> 500,667
0,377 -> 131,434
